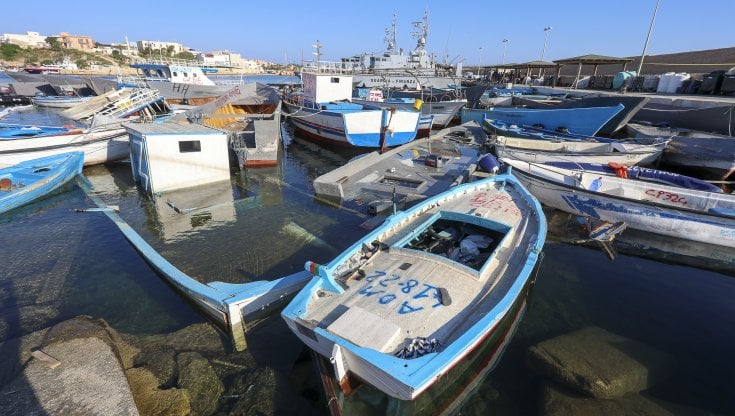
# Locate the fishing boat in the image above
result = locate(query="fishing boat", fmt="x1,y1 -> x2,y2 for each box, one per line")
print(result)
281,172 -> 546,400
626,122 -> 735,181
462,104 -> 625,136
0,124 -> 129,166
284,70 -> 420,148
0,152 -> 84,214
76,175 -> 312,351
171,83 -> 284,167
502,159 -> 735,248
32,95 -> 93,109
352,91 -> 466,129
491,135 -> 666,165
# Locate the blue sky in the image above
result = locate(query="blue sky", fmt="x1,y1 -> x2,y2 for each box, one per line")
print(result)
3,0 -> 733,65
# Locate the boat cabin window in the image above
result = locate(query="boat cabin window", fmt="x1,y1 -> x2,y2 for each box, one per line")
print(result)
172,71 -> 178,77
400,216 -> 507,271
330,77 -> 340,83
178,140 -> 201,153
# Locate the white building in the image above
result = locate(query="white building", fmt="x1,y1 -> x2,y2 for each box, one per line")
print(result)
0,31 -> 48,48
136,40 -> 186,55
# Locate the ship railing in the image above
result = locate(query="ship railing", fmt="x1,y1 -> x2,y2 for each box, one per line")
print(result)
131,57 -> 218,70
301,60 -> 354,74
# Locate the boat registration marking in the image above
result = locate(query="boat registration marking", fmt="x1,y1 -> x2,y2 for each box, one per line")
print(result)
357,270 -> 444,315
645,189 -> 687,205
469,192 -> 521,216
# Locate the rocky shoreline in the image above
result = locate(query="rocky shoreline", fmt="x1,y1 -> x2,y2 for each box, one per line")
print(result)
0,316 -> 320,415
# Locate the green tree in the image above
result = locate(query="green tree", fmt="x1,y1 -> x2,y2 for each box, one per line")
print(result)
166,45 -> 175,56
75,59 -> 88,69
0,43 -> 22,60
173,51 -> 195,61
46,36 -> 61,51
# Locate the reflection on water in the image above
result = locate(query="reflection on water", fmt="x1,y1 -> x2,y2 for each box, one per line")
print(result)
1,107 -> 734,414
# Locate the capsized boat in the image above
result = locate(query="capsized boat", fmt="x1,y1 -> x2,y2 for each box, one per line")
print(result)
281,171 -> 546,400
502,158 -> 735,248
0,152 -> 84,214
32,95 -> 92,109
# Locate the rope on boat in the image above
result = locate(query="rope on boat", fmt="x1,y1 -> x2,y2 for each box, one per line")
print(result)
395,337 -> 440,359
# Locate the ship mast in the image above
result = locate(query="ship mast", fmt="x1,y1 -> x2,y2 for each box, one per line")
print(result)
411,10 -> 429,53
384,13 -> 397,53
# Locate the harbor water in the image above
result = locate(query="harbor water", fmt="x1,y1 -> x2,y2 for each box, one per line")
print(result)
1,93 -> 734,415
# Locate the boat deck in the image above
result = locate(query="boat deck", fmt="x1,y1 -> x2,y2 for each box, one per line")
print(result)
302,181 -> 533,354
313,122 -> 487,204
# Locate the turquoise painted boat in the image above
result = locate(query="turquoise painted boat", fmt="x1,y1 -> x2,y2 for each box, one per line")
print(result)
281,172 -> 546,400
0,152 -> 84,214
461,103 -> 625,136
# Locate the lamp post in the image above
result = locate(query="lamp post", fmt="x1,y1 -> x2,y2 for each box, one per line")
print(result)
501,39 -> 509,83
637,0 -> 660,75
540,26 -> 552,77
478,46 -> 484,78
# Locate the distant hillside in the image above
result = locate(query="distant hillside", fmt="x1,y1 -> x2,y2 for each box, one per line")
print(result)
559,47 -> 735,77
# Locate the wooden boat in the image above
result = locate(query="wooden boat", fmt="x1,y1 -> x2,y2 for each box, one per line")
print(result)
281,172 -> 546,400
32,95 -> 92,108
514,95 -> 649,136
626,122 -> 735,181
168,83 -> 284,168
632,103 -> 735,136
283,71 -> 420,148
502,158 -> 735,248
492,135 -> 666,165
0,124 -> 129,166
352,93 -> 466,128
76,176 -> 312,351
461,103 -> 625,136
0,123 -> 73,138
0,152 -> 83,214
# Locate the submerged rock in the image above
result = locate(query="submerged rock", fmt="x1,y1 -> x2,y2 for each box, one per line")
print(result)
135,347 -> 177,388
526,326 -> 675,398
137,323 -> 228,354
540,382 -> 710,416
230,367 -> 278,416
177,351 -> 224,416
127,367 -> 191,416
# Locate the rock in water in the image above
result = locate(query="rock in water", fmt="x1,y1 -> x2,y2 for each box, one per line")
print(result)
526,326 -> 675,398
177,351 -> 224,416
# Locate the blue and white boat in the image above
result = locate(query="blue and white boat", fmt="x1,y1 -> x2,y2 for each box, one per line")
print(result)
502,158 -> 735,248
281,172 -> 546,400
284,71 -> 421,148
32,95 -> 92,109
485,119 -> 619,143
0,123 -> 77,138
0,152 -> 84,214
461,103 -> 625,136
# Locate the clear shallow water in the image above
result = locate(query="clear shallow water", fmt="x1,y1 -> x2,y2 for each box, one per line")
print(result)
0,105 -> 734,414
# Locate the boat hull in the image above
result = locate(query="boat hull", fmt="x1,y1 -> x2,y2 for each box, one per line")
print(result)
32,96 -> 91,108
0,128 -> 130,166
507,162 -> 735,248
462,104 -> 625,136
284,102 -> 420,148
0,152 -> 84,214
282,174 -> 546,400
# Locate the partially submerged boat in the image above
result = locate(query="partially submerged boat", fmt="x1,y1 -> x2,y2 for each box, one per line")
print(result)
32,94 -> 92,109
502,159 -> 735,248
0,152 -> 84,214
281,171 -> 546,400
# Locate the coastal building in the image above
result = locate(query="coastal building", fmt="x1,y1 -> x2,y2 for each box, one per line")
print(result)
0,31 -> 48,48
136,40 -> 186,55
59,32 -> 95,52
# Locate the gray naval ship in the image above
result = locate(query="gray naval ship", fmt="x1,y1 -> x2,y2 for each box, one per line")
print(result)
304,12 -> 462,90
